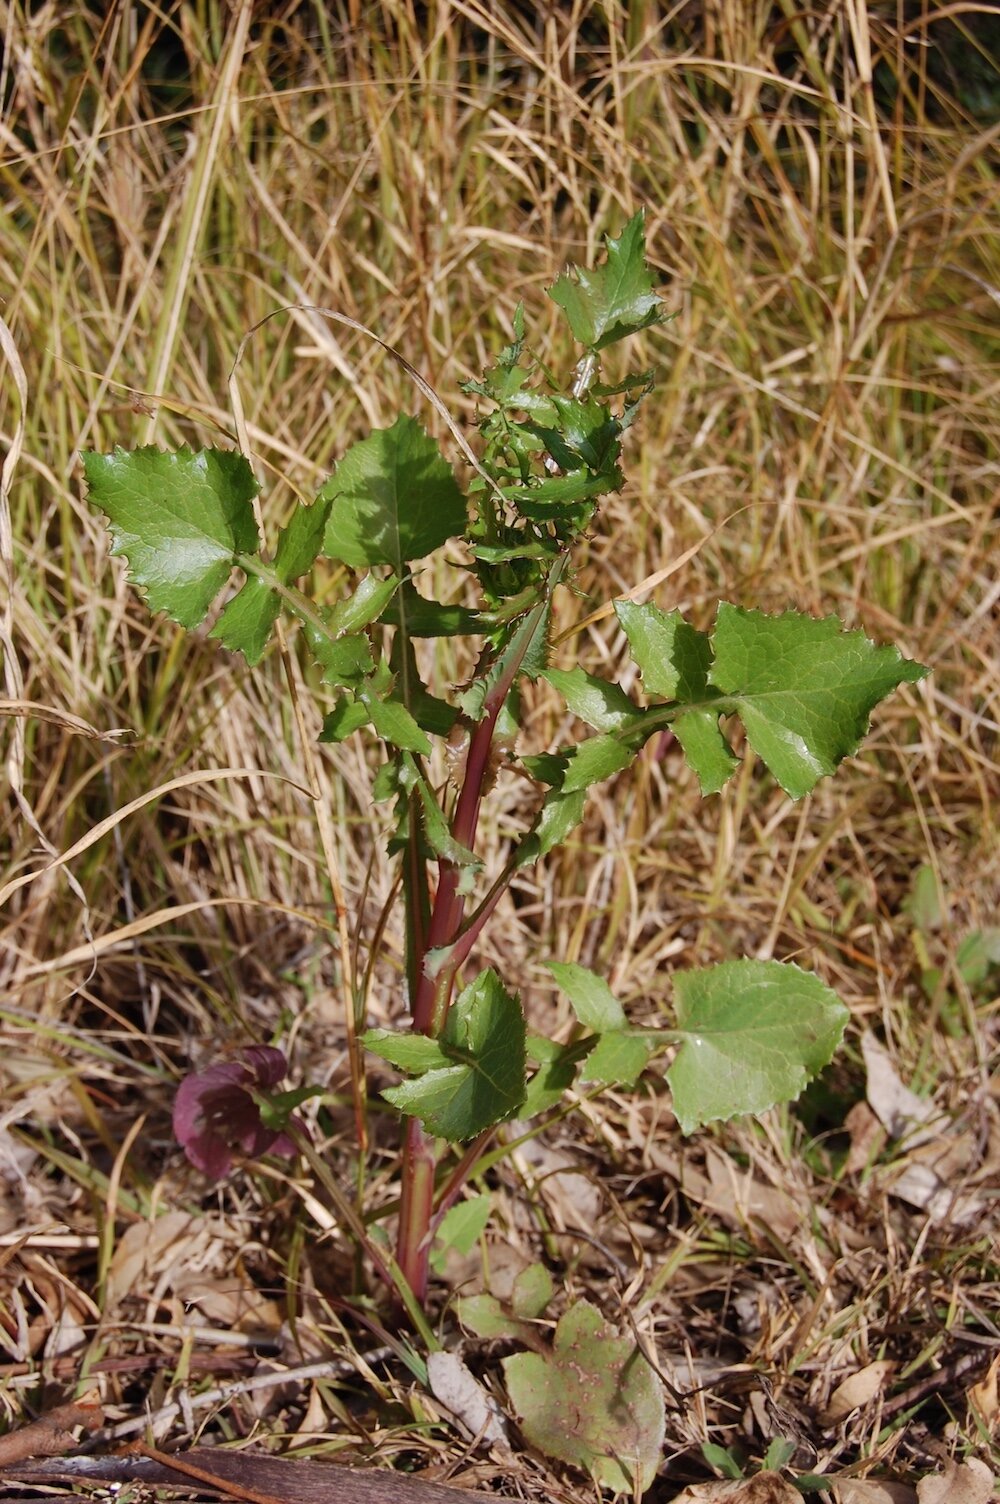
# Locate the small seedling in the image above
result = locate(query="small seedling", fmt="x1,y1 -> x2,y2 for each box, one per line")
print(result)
83,213 -> 927,1489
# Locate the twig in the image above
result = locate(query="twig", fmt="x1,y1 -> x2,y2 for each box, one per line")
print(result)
130,1441 -> 289,1504
96,1355 -> 390,1443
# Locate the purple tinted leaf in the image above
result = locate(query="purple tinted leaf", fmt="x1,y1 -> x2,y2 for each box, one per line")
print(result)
183,1127 -> 236,1179
237,1045 -> 288,1088
173,1047 -> 297,1180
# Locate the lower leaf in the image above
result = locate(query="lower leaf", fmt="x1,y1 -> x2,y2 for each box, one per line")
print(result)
666,958 -> 849,1134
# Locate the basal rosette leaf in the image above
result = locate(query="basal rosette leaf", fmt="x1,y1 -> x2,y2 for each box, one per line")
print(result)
319,414 -> 467,570
83,445 -> 260,630
666,959 -> 849,1134
502,1299 -> 665,1493
548,210 -> 664,352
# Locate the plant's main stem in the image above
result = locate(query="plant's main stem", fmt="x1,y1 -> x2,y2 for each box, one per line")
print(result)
395,562 -> 565,1304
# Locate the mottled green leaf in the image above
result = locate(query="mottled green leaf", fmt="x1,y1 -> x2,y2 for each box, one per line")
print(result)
503,1299 -> 665,1492
457,1293 -> 536,1344
511,1263 -> 553,1320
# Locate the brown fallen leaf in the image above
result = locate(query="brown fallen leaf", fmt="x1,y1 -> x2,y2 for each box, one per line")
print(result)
820,1360 -> 896,1424
968,1353 -> 1000,1432
833,1479 -> 917,1503
861,1033 -> 943,1143
915,1457 -> 995,1504
426,1350 -> 508,1447
0,1389 -> 103,1466
670,1472 -> 802,1503
844,1100 -> 885,1176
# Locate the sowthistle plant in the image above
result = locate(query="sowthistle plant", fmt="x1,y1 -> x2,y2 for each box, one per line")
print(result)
83,214 -> 927,1328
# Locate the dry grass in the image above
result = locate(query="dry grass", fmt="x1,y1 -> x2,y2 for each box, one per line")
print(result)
1,1 -> 998,1498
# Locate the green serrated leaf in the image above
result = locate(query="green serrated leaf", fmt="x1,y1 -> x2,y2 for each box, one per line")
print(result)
543,667 -> 641,731
380,969 -> 526,1141
502,467 -> 620,516
327,572 -> 401,634
527,394 -> 622,474
372,756 -> 404,803
272,493 -> 334,580
83,445 -> 260,629
517,787 -> 588,867
304,626 -> 374,686
502,1299 -> 665,1492
210,580 -> 281,665
545,960 -> 626,1032
363,1029 -> 450,1074
211,494 -> 334,664
362,689 -> 433,754
388,631 -> 460,738
615,600 -> 713,701
319,698 -> 370,742
548,210 -> 664,352
561,733 -> 635,792
521,1041 -> 579,1118
410,760 -> 481,869
581,1031 -> 653,1087
666,959 -> 849,1134
383,581 -> 484,638
707,605 -> 929,799
320,414 -> 467,569
673,709 -> 740,795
